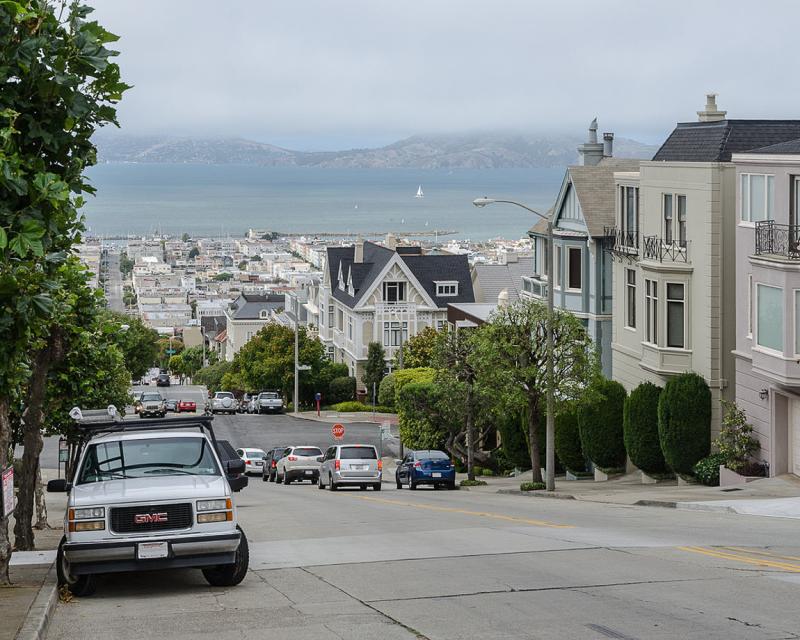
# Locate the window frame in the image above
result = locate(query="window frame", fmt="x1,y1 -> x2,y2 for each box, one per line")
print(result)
625,268 -> 636,330
644,278 -> 658,345
740,173 -> 775,224
383,321 -> 408,347
665,281 -> 686,349
747,274 -> 753,338
566,246 -> 582,292
663,194 -> 673,244
382,281 -> 406,303
619,185 -> 639,246
755,283 -> 784,354
435,281 -> 459,297
554,245 -> 562,289
794,289 -> 800,357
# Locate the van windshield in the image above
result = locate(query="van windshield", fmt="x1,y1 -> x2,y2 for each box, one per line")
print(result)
78,437 -> 220,483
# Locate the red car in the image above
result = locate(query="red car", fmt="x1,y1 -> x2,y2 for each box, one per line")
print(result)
175,399 -> 197,413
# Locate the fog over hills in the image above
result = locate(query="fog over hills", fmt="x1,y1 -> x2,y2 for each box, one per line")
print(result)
94,132 -> 658,169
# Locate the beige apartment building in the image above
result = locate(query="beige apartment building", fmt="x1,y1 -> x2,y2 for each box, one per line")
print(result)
609,95 -> 800,436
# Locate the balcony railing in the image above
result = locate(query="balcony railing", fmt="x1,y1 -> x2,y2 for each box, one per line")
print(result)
642,236 -> 690,263
755,220 -> 800,259
522,275 -> 548,298
603,226 -> 639,260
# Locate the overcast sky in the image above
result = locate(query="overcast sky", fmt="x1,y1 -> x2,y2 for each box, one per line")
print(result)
90,0 -> 800,150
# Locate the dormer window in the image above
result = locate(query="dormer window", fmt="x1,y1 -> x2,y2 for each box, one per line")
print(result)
259,309 -> 269,319
383,281 -> 406,303
435,281 -> 459,297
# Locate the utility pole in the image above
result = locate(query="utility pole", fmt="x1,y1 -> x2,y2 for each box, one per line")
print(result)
294,297 -> 299,416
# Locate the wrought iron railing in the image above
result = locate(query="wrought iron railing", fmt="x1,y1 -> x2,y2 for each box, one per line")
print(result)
642,236 -> 690,263
755,220 -> 800,259
603,226 -> 639,262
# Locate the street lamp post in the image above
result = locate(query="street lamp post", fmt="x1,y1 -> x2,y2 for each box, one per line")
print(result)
473,197 -> 556,492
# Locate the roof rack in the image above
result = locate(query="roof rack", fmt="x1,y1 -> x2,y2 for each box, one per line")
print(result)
74,415 -> 218,448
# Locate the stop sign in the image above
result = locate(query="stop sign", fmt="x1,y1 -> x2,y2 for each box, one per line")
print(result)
331,423 -> 345,440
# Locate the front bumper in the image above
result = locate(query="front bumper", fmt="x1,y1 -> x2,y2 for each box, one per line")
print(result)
140,408 -> 164,417
64,532 -> 241,575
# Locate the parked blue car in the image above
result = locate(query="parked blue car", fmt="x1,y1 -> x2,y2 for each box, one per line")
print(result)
395,450 -> 456,490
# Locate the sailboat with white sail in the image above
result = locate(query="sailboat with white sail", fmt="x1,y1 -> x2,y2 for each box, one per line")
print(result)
415,185 -> 424,198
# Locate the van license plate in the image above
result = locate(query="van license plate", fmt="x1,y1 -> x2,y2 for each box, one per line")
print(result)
432,472 -> 442,478
138,541 -> 168,560
305,470 -> 313,475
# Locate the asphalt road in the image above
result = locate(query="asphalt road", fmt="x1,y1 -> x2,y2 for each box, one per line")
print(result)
43,386 -> 800,639
104,250 -> 125,313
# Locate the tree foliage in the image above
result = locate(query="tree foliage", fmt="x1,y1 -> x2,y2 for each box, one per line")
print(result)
555,406 -> 585,474
714,400 -> 760,473
378,373 -> 395,408
362,342 -> 386,399
658,372 -> 711,476
396,382 -> 448,450
102,310 -> 159,379
474,299 -> 595,483
623,382 -> 666,475
328,376 -> 356,404
577,378 -> 627,472
397,326 -> 439,368
193,360 -> 232,394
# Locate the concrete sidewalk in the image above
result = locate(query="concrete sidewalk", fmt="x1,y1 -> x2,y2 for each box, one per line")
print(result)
297,410 -> 397,425
463,471 -> 800,518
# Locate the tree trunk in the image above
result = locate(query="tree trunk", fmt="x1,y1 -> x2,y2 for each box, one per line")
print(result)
466,385 -> 475,481
0,397 -> 13,585
34,464 -> 47,530
14,335 -> 62,551
528,395 -> 543,484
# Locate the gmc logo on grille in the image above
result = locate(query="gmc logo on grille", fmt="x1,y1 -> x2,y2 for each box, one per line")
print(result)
134,512 -> 169,524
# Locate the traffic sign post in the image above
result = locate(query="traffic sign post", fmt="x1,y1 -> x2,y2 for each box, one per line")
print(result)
331,423 -> 345,440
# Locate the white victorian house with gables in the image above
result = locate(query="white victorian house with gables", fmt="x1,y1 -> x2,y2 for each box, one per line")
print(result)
317,236 -> 474,387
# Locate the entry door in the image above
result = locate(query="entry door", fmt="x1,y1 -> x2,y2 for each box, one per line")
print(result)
791,399 -> 800,476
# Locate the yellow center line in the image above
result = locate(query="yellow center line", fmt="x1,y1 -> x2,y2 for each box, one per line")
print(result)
719,546 -> 800,563
678,546 -> 800,572
357,495 -> 574,529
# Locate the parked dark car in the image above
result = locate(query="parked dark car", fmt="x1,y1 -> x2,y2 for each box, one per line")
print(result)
262,446 -> 287,482
156,373 -> 171,387
395,450 -> 456,490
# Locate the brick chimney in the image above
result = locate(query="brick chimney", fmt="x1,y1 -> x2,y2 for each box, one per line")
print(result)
385,233 -> 397,251
697,93 -> 727,122
354,236 -> 364,263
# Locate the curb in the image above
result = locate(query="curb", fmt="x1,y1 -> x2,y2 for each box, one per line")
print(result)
15,563 -> 58,640
674,502 -> 737,514
633,499 -> 677,508
497,489 -> 576,500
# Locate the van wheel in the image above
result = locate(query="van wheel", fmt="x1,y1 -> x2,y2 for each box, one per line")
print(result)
57,536 -> 96,597
328,474 -> 337,491
202,526 -> 249,587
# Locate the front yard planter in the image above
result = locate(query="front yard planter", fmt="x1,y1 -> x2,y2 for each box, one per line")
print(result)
719,465 -> 761,487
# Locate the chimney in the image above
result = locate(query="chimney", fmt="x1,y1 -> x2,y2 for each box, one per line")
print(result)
697,93 -> 726,122
603,132 -> 614,157
385,232 -> 397,251
354,235 -> 364,263
578,117 -> 604,166
497,289 -> 509,308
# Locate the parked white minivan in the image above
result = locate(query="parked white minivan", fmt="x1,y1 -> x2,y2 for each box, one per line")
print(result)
318,444 -> 382,491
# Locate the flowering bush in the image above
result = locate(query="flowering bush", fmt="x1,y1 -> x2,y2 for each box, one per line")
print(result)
714,401 -> 760,472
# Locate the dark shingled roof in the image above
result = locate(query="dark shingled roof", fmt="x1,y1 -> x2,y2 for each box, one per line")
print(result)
744,138 -> 800,155
228,293 -> 285,319
653,120 -> 800,162
327,241 -> 474,308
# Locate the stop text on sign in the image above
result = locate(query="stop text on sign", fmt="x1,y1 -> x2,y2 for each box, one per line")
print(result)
331,423 -> 345,440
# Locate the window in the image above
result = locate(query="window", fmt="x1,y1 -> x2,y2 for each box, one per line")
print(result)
383,281 -> 406,302
663,194 -> 673,244
795,291 -> 800,355
555,246 -> 562,288
625,269 -> 636,329
644,279 -> 658,344
567,247 -> 582,291
436,282 -> 459,296
436,319 -> 446,330
757,284 -> 783,352
741,174 -> 775,222
620,185 -> 639,245
337,308 -> 343,331
677,195 -> 687,248
383,321 -> 408,347
348,316 -> 353,340
666,283 -> 685,348
328,305 -> 334,329
747,275 -> 753,338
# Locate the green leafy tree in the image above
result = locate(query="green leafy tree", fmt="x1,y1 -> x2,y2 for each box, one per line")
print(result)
181,233 -> 190,242
188,246 -> 200,259
658,372 -> 711,476
362,342 -> 386,402
474,298 -> 595,484
213,272 -> 232,282
328,376 -> 356,404
118,251 -> 134,277
378,373 -> 395,408
623,382 -> 667,475
157,337 -> 184,369
555,406 -> 585,474
102,310 -> 159,379
396,326 -> 439,368
397,382 -> 448,450
577,378 -> 627,472
194,360 -> 232,394
714,401 -> 760,473
0,0 -> 127,580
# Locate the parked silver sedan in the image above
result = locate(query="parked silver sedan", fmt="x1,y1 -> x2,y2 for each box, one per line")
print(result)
318,444 -> 382,491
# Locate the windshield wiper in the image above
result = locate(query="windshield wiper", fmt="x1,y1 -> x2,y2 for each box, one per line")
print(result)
143,468 -> 195,475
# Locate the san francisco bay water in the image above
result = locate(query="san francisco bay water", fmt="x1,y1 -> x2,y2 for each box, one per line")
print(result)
83,164 -> 564,240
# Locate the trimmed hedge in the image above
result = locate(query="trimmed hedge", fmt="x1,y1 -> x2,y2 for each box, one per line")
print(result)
392,367 -> 436,401
694,453 -> 725,486
497,410 -> 531,470
578,378 -> 627,471
623,382 -> 667,475
555,407 -> 585,474
658,372 -> 711,475
328,376 -> 356,404
378,373 -> 396,407
330,401 -> 394,413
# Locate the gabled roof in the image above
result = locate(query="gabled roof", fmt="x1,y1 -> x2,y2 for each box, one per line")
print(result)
653,120 -> 800,162
472,257 -> 534,304
326,241 -> 474,309
227,293 -> 285,320
743,137 -> 800,155
530,158 -> 640,237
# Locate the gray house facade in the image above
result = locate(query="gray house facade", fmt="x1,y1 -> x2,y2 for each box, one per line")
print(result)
526,121 -> 639,376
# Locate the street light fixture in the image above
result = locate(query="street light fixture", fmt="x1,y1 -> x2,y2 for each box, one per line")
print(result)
472,197 -> 556,492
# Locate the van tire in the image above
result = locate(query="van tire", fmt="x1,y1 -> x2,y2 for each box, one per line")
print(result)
57,536 -> 96,597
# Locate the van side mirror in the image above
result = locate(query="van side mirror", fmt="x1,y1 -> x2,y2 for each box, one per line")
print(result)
47,479 -> 69,493
226,458 -> 245,475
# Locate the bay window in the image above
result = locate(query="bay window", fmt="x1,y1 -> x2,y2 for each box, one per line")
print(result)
567,247 -> 582,291
644,279 -> 658,344
625,269 -> 636,329
756,284 -> 783,352
666,283 -> 685,348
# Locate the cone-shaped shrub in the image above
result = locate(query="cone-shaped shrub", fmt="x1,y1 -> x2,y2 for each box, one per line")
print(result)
555,406 -> 585,474
623,382 -> 667,474
657,372 -> 711,475
578,378 -> 627,471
